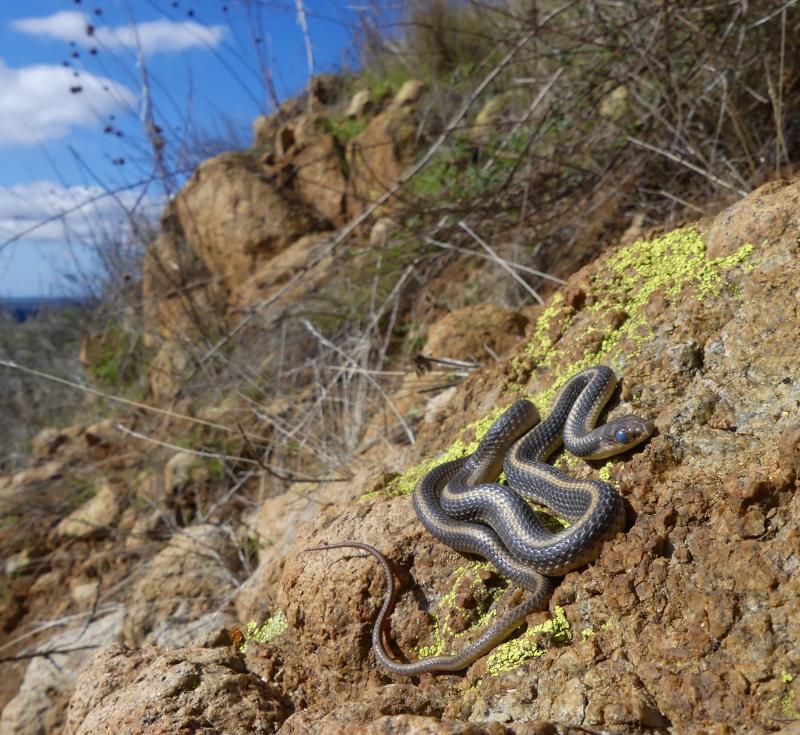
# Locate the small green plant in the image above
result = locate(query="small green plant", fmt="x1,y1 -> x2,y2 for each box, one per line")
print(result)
317,115 -> 368,145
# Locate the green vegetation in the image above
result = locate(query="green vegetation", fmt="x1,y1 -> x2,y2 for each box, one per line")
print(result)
86,326 -> 144,393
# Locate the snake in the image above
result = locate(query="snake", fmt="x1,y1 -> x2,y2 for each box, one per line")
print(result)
305,365 -> 655,675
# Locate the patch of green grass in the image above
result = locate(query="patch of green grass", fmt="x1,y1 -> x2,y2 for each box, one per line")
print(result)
317,115 -> 368,145
86,326 -> 144,393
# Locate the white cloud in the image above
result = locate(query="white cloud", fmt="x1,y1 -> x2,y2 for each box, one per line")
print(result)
12,11 -> 228,55
0,181 -> 161,246
0,58 -> 136,146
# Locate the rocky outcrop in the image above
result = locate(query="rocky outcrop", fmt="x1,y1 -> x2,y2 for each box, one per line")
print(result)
0,612 -> 123,735
62,637 -> 287,735
236,179 -> 800,731
174,152 -> 323,294
7,83 -> 800,735
121,524 -> 240,646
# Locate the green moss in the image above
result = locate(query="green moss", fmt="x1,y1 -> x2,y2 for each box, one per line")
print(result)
317,115 -> 368,144
581,627 -> 595,639
240,611 -> 288,652
485,606 -> 572,676
783,672 -> 795,684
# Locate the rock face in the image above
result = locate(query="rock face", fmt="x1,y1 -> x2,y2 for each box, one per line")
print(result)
121,524 -> 241,646
62,639 -> 287,735
174,152 -> 322,294
0,612 -> 123,735
240,179 -> 799,732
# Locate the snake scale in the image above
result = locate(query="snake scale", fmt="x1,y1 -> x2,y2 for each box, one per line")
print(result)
306,365 -> 655,674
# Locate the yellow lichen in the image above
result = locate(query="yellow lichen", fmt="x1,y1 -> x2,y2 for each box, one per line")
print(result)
781,690 -> 799,720
417,561 -> 505,660
484,605 -> 572,676
378,227 -> 755,504
240,611 -> 288,652
522,228 -> 754,413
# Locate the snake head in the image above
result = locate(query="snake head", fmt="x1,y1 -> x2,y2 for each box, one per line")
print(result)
592,415 -> 656,458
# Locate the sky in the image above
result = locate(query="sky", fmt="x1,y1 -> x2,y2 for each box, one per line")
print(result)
0,0 -> 365,298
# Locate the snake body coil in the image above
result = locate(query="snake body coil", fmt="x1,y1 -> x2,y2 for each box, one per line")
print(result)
306,365 -> 654,675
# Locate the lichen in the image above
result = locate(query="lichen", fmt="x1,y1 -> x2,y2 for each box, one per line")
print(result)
381,228 -> 754,504
781,690 -> 799,720
417,561 -> 506,660
240,611 -> 288,652
385,408 -> 510,497
520,228 -> 754,413
484,605 -> 572,676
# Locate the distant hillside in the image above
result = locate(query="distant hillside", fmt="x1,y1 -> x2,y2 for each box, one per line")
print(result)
0,296 -> 85,323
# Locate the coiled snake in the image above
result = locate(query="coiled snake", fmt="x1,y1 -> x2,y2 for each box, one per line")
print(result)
306,365 -> 655,674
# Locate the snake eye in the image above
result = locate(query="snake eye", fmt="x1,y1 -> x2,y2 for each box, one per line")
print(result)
614,429 -> 630,444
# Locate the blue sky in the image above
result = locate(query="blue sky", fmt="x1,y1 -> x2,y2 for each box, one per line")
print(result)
0,0 -> 363,297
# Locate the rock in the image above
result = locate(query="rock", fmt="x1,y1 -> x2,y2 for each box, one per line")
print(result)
345,89 -> 371,118
54,478 -> 122,540
389,79 -> 426,110
369,217 -> 399,246
235,476 -> 362,622
4,549 -> 30,576
70,580 -> 99,608
599,85 -> 629,121
346,107 -> 418,217
30,427 -> 69,460
141,207 -> 223,348
278,712 -> 541,734
234,232 -> 333,310
148,340 -> 192,402
0,611 -> 123,735
291,133 -> 346,223
1,459 -> 64,497
252,111 -> 283,151
62,641 -> 287,735
122,524 -> 241,646
423,386 -> 458,425
703,179 -> 798,258
424,304 -> 528,362
163,451 -> 209,494
174,152 -> 321,293
309,73 -> 343,106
